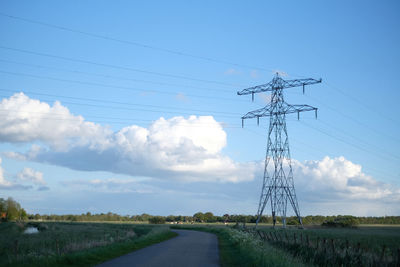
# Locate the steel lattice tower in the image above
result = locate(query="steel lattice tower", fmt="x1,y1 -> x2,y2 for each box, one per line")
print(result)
238,73 -> 321,228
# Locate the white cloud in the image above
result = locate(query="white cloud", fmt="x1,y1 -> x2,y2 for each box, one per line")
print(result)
0,158 -> 32,190
0,158 -> 11,187
250,70 -> 259,78
272,70 -> 289,77
2,94 -> 254,183
224,68 -> 241,75
257,93 -> 271,104
175,93 -> 189,102
16,167 -> 45,185
62,178 -> 157,194
0,93 -> 111,151
293,156 -> 400,202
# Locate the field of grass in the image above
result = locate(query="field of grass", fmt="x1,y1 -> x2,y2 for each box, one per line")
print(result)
254,225 -> 400,265
0,221 -> 177,266
173,224 -> 400,266
172,224 -> 307,267
260,224 -> 400,252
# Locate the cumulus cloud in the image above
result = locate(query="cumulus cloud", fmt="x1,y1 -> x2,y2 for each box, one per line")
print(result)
250,70 -> 259,78
224,68 -> 241,75
2,93 -> 255,183
0,158 -> 11,187
0,93 -> 111,151
62,178 -> 157,194
250,156 -> 400,215
175,93 -> 189,102
16,167 -> 45,185
0,158 -> 32,190
272,70 -> 289,77
37,186 -> 50,191
257,93 -> 271,104
293,156 -> 400,202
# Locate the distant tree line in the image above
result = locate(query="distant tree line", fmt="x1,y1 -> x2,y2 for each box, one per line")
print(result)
0,197 -> 28,222
24,211 -> 400,225
1,197 -> 399,225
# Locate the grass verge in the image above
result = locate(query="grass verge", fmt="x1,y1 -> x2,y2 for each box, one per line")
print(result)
2,223 -> 177,267
172,225 -> 307,267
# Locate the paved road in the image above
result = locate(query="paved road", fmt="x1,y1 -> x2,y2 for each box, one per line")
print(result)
96,229 -> 220,267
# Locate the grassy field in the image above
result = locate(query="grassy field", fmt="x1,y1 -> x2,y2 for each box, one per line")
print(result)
173,224 -> 400,266
255,224 -> 400,266
0,221 -> 177,266
172,224 -> 308,267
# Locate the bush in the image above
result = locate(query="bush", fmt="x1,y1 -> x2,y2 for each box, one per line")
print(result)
286,218 -> 300,225
148,216 -> 166,224
322,215 -> 359,228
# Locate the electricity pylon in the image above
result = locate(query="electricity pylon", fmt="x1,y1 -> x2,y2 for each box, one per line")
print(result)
238,73 -> 321,228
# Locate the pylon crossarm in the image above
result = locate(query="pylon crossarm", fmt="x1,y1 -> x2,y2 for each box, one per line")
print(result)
237,80 -> 274,96
281,78 -> 322,90
284,104 -> 317,114
241,105 -> 273,120
237,77 -> 321,96
241,103 -> 317,121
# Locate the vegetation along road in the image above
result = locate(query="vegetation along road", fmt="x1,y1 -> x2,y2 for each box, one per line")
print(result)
97,229 -> 220,267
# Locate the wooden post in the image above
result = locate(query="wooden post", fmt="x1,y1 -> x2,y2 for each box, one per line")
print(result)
273,232 -> 279,242
300,233 -> 303,244
258,231 -> 263,240
14,240 -> 18,260
257,230 -> 263,240
262,231 -> 267,241
316,237 -> 320,250
306,235 -> 310,247
331,239 -> 335,254
269,232 -> 274,241
380,245 -> 386,262
323,238 -> 327,254
293,233 -> 297,244
397,248 -> 400,267
56,239 -> 60,256
285,232 -> 289,243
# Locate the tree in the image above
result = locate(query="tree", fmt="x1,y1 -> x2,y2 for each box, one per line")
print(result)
1,197 -> 27,221
193,212 -> 205,222
0,198 -> 5,213
149,216 -> 166,224
20,208 -> 28,221
222,214 -> 230,223
6,197 -> 21,221
204,212 -> 216,223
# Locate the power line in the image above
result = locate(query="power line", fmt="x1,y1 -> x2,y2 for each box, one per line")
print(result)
315,119 -> 400,161
324,81 -> 400,125
305,93 -> 400,144
300,120 -> 399,163
0,108 -> 241,128
244,126 -> 398,180
0,45 -> 242,87
0,58 -> 233,93
0,88 -> 242,116
0,94 -> 239,121
0,69 -> 249,103
0,12 -> 274,73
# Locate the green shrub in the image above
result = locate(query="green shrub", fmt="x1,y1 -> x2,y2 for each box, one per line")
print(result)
322,215 -> 359,228
148,216 -> 166,224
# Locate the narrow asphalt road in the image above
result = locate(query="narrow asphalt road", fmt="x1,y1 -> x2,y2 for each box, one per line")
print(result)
96,229 -> 220,267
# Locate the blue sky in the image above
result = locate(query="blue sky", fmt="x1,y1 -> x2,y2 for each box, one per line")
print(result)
0,0 -> 399,216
